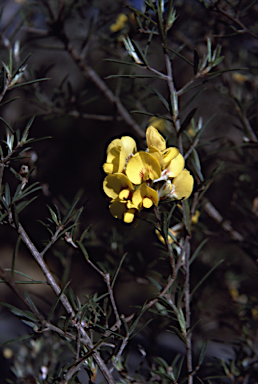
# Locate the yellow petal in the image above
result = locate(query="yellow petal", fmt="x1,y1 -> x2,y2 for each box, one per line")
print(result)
103,136 -> 136,174
109,198 -> 136,223
148,117 -> 173,134
171,169 -> 194,200
166,153 -> 185,178
109,198 -> 127,220
126,152 -> 161,184
103,145 -> 126,174
103,173 -> 134,199
120,136 -> 137,157
146,126 -> 166,151
123,209 -> 135,223
162,147 -> 179,168
132,183 -> 159,210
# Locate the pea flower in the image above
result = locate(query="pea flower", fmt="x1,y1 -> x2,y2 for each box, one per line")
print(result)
126,151 -> 161,184
166,169 -> 194,200
132,183 -> 159,210
103,173 -> 134,200
109,198 -> 136,223
103,136 -> 137,174
103,125 -> 194,223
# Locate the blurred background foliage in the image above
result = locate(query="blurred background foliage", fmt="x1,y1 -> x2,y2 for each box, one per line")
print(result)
0,0 -> 258,383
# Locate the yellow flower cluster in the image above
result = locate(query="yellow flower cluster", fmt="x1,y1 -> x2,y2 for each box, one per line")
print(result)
103,126 -> 194,223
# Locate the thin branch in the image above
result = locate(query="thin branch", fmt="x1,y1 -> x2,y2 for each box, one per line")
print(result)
211,1 -> 258,40
17,223 -> 116,384
183,238 -> 193,384
109,332 -> 130,374
64,41 -> 145,139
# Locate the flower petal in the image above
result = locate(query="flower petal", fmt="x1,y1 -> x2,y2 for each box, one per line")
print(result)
166,153 -> 185,178
103,173 -> 134,199
121,136 -> 137,157
132,183 -> 159,209
126,152 -> 161,184
109,198 -> 136,223
170,169 -> 194,200
146,126 -> 166,151
103,136 -> 137,174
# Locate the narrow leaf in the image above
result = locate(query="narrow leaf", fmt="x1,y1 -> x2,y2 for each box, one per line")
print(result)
0,116 -> 14,134
111,252 -> 127,289
77,240 -> 89,260
191,259 -> 224,297
131,39 -> 148,66
178,107 -> 198,137
194,48 -> 199,75
12,235 -> 21,278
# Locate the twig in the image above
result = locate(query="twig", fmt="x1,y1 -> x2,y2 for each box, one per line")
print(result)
63,41 -> 145,138
109,332 -> 130,374
210,0 -> 258,40
17,223 -> 116,384
202,198 -> 244,241
183,238 -> 193,384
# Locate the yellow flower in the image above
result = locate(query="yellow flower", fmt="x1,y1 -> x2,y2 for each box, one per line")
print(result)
110,13 -> 128,33
168,169 -> 194,200
103,136 -> 137,174
132,183 -> 159,210
126,152 -> 161,184
165,152 -> 185,178
146,126 -> 184,174
103,173 -> 134,200
148,117 -> 173,134
155,226 -> 182,244
109,198 -> 136,223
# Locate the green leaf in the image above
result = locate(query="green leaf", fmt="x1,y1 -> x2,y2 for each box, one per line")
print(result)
21,116 -> 35,143
1,333 -> 34,347
182,199 -> 191,235
23,291 -> 40,316
0,96 -> 19,107
191,259 -> 224,297
131,39 -> 148,66
5,183 -> 11,207
111,252 -> 127,289
168,326 -> 187,344
77,240 -> 89,260
12,236 -> 21,278
70,207 -> 84,238
150,87 -> 170,111
11,77 -> 50,89
104,58 -> 140,67
198,340 -> 207,367
145,26 -> 156,57
62,197 -> 80,225
0,302 -> 38,321
168,47 -> 193,67
194,48 -> 199,75
147,276 -> 162,291
0,116 -> 14,134
0,194 -> 8,211
12,53 -> 32,78
47,205 -> 59,225
47,280 -> 71,321
16,196 -> 38,214
189,238 -> 208,266
11,203 -> 19,230
178,107 -> 198,136
105,74 -> 161,79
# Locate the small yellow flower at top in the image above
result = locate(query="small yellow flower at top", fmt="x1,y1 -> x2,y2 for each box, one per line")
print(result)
110,13 -> 128,33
